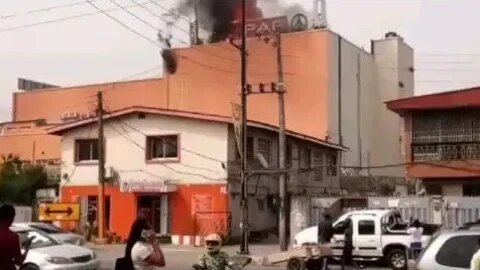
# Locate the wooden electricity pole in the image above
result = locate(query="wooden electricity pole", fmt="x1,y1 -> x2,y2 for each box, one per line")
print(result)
96,91 -> 106,244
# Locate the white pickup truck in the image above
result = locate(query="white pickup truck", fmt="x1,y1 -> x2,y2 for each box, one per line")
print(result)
293,209 -> 440,270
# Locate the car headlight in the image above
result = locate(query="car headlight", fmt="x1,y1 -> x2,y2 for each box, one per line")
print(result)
46,257 -> 75,264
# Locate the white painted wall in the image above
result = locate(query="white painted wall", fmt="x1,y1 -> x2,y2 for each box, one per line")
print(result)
61,113 -> 229,186
327,32 -> 413,178
370,36 -> 414,177
327,33 -> 376,173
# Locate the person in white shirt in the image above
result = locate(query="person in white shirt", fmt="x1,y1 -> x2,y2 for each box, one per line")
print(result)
407,219 -> 423,260
470,238 -> 480,270
131,229 -> 165,270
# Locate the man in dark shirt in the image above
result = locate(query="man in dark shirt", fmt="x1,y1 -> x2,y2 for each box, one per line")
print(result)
318,214 -> 334,270
0,204 -> 30,270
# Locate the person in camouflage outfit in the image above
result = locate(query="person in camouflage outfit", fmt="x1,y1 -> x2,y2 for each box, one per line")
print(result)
197,233 -> 232,270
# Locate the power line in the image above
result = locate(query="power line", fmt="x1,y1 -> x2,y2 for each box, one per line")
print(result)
106,121 -> 226,181
105,0 -> 159,30
0,0 -> 97,19
85,0 -> 160,46
0,1 -> 157,33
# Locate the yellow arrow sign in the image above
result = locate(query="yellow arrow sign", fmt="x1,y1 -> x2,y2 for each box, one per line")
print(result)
38,203 -> 80,222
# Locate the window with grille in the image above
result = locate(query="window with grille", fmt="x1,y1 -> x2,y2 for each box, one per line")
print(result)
327,152 -> 338,176
257,138 -> 271,162
146,135 -> 179,160
300,148 -> 311,169
286,144 -> 292,168
75,139 -> 99,162
313,150 -> 323,181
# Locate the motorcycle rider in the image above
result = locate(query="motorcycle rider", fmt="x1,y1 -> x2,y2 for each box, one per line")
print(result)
197,233 -> 232,270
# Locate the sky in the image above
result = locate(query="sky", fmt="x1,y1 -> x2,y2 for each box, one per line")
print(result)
1,0 -> 480,121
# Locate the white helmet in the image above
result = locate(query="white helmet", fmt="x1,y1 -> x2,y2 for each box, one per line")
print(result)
204,233 -> 222,253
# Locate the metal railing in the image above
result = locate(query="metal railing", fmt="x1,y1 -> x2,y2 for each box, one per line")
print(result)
412,142 -> 480,162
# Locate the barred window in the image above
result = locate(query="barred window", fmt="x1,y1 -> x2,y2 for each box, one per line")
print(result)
313,150 -> 323,181
300,148 -> 311,169
257,138 -> 271,161
327,152 -> 338,176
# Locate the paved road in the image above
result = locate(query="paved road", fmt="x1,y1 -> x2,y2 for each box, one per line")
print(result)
90,244 -> 389,270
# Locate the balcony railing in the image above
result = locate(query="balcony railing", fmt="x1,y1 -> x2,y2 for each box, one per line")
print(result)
412,142 -> 480,162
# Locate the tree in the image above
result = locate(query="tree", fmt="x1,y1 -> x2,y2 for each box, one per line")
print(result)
0,154 -> 48,205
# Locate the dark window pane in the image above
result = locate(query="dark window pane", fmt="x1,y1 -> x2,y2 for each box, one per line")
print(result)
358,220 -> 375,235
436,235 -> 480,268
76,139 -> 98,161
246,137 -> 254,160
147,135 -> 178,159
164,136 -> 178,158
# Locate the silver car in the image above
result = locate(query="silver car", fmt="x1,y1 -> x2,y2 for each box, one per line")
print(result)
12,226 -> 99,270
417,227 -> 480,270
15,222 -> 86,246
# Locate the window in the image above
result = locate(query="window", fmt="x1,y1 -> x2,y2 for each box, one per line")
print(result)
146,135 -> 179,160
300,148 -> 311,169
17,230 -> 57,249
327,152 -> 338,176
257,138 -> 271,161
313,150 -> 324,181
436,235 -> 480,268
75,139 -> 98,162
358,220 -> 375,235
30,223 -> 65,234
286,144 -> 292,168
246,137 -> 254,160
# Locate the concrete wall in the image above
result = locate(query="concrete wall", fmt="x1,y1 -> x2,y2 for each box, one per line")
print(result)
370,36 -> 414,177
61,113 -> 229,186
327,33 -> 377,173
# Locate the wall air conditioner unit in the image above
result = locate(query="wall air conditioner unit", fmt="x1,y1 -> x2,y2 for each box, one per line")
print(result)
105,167 -> 115,179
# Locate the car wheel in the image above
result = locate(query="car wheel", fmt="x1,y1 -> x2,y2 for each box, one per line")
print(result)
287,257 -> 306,270
387,248 -> 406,270
20,264 -> 40,270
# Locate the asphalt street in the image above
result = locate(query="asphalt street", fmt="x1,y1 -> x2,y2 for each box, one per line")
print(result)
90,244 -> 389,270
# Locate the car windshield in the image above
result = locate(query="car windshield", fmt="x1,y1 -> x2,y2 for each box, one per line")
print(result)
18,230 -> 59,249
30,223 -> 66,234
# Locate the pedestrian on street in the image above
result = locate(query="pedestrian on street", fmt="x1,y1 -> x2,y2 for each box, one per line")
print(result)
131,229 -> 165,270
318,213 -> 333,270
470,238 -> 480,270
407,219 -> 423,260
116,208 -> 151,270
0,203 -> 32,270
341,218 -> 353,270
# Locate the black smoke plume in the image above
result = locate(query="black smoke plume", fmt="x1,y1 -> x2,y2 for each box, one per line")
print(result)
161,49 -> 178,75
177,0 -> 235,43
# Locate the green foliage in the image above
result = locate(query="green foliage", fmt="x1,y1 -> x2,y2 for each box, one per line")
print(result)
0,154 -> 48,205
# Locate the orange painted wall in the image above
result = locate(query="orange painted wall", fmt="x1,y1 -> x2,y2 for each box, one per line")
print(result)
171,184 -> 228,235
61,185 -> 136,239
60,184 -> 228,239
0,133 -> 60,161
13,30 -> 331,141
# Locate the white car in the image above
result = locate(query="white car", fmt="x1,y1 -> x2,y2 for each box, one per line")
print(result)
293,210 -> 439,270
12,226 -> 100,270
15,222 -> 86,246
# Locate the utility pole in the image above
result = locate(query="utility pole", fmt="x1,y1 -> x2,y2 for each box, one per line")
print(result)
276,33 -> 288,251
239,0 -> 249,255
96,91 -> 107,244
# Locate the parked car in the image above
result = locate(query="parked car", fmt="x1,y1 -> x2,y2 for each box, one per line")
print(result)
416,226 -> 480,270
15,222 -> 86,246
293,209 -> 440,269
12,225 -> 100,270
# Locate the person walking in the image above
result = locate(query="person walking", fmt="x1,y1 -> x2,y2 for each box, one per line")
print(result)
131,229 -> 165,270
116,208 -> 151,270
407,219 -> 423,260
0,204 -> 32,270
341,218 -> 353,270
318,213 -> 333,270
